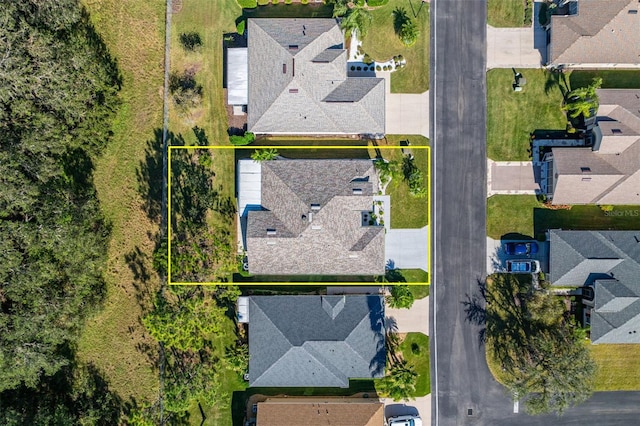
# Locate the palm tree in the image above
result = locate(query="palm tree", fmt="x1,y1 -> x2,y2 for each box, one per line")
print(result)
378,360 -> 418,401
563,77 -> 602,119
340,6 -> 373,39
251,148 -> 278,162
399,20 -> 419,47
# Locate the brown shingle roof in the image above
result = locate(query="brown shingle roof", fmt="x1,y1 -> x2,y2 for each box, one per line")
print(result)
256,397 -> 384,426
548,0 -> 640,66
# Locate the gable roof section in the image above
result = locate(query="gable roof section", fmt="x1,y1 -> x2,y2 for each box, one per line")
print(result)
245,159 -> 385,275
549,0 -> 640,66
551,90 -> 640,205
549,230 -> 640,343
248,295 -> 385,387
247,18 -> 385,135
256,397 -> 384,426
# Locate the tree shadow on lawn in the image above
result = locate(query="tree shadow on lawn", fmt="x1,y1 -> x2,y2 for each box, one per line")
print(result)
544,69 -> 570,97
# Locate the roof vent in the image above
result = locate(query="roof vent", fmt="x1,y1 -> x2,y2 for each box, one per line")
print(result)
282,63 -> 287,74
311,204 -> 321,210
267,228 -> 276,236
289,88 -> 299,93
288,44 -> 299,50
353,188 -> 363,195
582,177 -> 592,182
612,128 -> 622,134
629,9 -> 638,14
580,167 -> 591,173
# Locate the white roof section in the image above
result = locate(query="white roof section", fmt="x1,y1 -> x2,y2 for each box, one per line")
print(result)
227,48 -> 248,105
237,159 -> 262,217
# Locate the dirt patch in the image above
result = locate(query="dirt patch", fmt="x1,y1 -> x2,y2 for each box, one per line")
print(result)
185,62 -> 203,76
224,89 -> 248,136
172,0 -> 183,13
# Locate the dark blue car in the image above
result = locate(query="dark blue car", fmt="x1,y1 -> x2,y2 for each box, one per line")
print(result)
505,242 -> 538,256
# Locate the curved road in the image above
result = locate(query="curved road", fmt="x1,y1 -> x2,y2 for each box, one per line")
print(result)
430,0 -> 640,425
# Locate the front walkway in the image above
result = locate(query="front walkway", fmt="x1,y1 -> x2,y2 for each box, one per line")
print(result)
487,159 -> 540,196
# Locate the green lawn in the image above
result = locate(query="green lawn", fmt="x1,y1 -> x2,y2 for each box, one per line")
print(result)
361,0 -> 430,93
399,333 -> 430,397
487,69 -> 566,161
487,195 -> 640,240
78,0 -> 165,407
408,282 -> 430,298
240,2 -> 333,18
590,344 -> 640,391
569,70 -> 640,90
487,0 -> 529,27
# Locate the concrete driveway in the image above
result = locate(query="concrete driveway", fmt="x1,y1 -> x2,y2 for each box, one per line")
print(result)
386,296 -> 429,335
378,72 -> 429,137
486,25 -> 544,69
385,226 -> 429,272
487,160 -> 540,196
384,399 -> 431,426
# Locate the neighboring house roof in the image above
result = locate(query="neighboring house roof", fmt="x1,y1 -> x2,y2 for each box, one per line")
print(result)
548,0 -> 640,66
256,397 -> 384,426
248,295 -> 386,387
247,18 -> 385,135
244,159 -> 385,275
551,89 -> 640,205
548,230 -> 640,343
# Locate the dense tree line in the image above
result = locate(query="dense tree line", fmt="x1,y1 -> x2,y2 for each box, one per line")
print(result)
0,0 -> 121,422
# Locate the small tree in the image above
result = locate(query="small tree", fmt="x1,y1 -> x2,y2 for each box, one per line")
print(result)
378,360 -> 418,401
563,77 -> 602,119
387,284 -> 415,309
399,19 -> 419,47
251,148 -> 279,162
340,6 -> 373,38
229,132 -> 255,146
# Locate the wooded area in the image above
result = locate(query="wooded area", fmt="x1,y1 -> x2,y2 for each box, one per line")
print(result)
0,0 -> 122,422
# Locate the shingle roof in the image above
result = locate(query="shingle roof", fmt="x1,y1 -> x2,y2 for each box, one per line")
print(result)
245,159 -> 385,275
248,295 -> 385,387
551,89 -> 640,205
548,0 -> 640,66
549,230 -> 640,343
256,397 -> 384,426
247,18 -> 385,135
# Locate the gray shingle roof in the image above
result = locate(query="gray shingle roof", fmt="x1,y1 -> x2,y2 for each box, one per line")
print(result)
248,295 -> 386,387
548,0 -> 640,66
245,159 -> 385,276
247,18 -> 385,135
551,89 -> 640,205
549,230 -> 640,343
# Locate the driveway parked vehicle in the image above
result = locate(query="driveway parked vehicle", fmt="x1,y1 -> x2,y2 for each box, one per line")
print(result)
387,415 -> 423,426
504,241 -> 538,255
506,259 -> 540,274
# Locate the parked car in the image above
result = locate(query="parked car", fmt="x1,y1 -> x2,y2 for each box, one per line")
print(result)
504,241 -> 539,256
506,259 -> 540,274
387,415 -> 422,426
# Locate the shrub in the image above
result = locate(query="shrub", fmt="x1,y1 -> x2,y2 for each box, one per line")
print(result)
363,53 -> 374,64
399,19 -> 419,47
229,132 -> 255,146
169,70 -> 203,111
387,285 -> 415,309
357,66 -> 362,71
236,20 -> 245,35
301,0 -> 309,4
237,0 -> 257,8
285,0 -> 292,3
350,65 -> 355,71
179,32 -> 202,51
257,0 -> 270,5
376,65 -> 381,71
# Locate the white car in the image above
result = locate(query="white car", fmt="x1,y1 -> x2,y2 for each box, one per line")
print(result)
387,415 -> 423,426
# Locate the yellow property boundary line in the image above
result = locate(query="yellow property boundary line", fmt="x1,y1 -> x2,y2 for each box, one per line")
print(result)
168,145 -> 431,286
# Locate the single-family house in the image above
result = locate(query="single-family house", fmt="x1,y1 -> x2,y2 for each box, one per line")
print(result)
546,0 -> 640,69
254,397 -> 384,426
227,18 -> 385,136
543,89 -> 640,205
240,295 -> 386,387
237,158 -> 385,276
548,229 -> 640,344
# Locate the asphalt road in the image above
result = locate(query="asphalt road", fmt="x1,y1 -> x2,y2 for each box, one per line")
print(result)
429,0 -> 640,425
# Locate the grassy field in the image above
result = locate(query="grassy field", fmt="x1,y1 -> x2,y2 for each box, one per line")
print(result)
487,0 -> 529,27
408,282 -> 430,298
487,195 -> 640,239
487,69 -> 566,161
570,70 -> 640,90
361,0 -> 430,93
399,332 -> 430,396
77,0 -> 165,408
590,344 -> 640,391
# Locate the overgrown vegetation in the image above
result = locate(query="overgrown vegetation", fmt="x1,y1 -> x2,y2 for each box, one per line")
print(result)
179,32 -> 203,51
467,275 -> 596,415
0,0 -> 126,422
250,148 -> 279,161
386,284 -> 415,309
229,132 -> 255,146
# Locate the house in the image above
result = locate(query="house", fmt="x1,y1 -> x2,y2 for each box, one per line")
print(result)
254,397 -> 384,426
237,158 -> 386,276
542,89 -> 640,205
228,18 -> 385,136
546,0 -> 640,68
548,229 -> 640,344
240,295 -> 386,387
